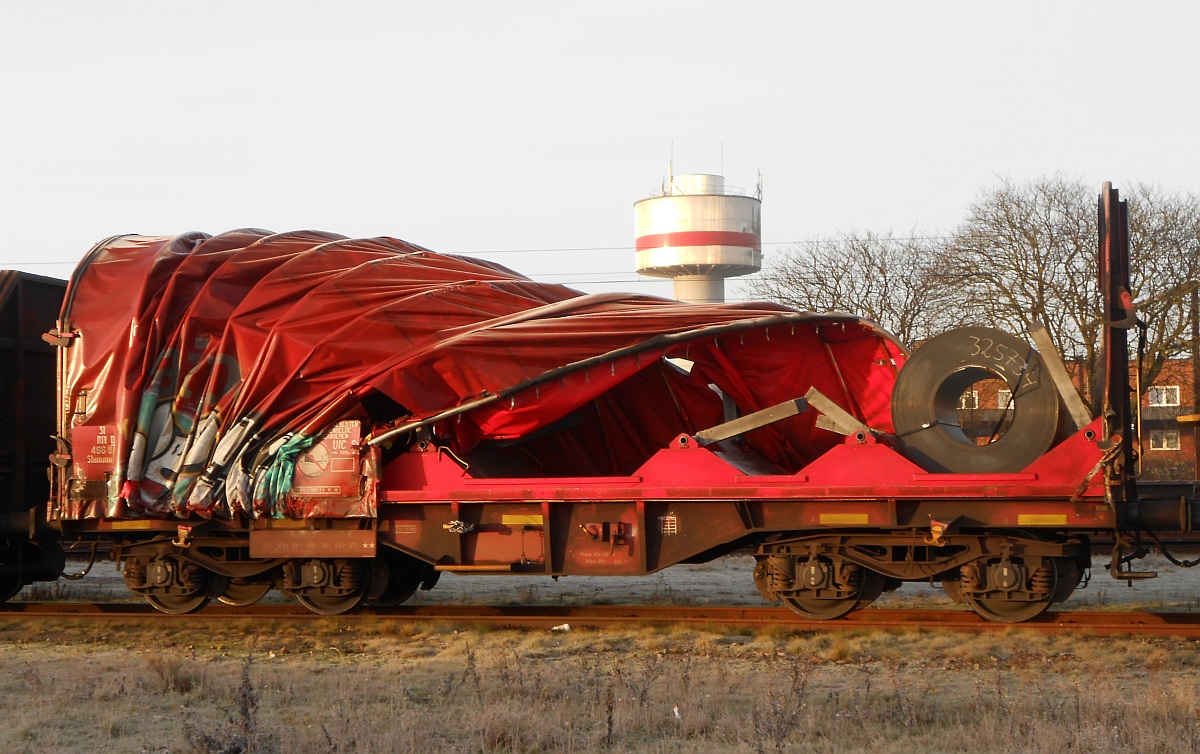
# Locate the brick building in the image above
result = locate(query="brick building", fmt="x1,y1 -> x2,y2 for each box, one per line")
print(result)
956,357 -> 1198,481
1138,358 -> 1197,481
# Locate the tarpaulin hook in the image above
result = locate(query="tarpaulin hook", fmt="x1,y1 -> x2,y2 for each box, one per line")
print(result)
437,445 -> 470,472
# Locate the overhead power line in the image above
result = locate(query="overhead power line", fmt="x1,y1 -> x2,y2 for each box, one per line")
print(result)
0,234 -> 956,267
444,235 -> 954,256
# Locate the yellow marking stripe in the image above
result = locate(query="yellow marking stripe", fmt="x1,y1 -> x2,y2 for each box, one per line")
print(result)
1017,514 -> 1068,526
820,513 -> 869,525
502,514 -> 544,525
107,520 -> 160,530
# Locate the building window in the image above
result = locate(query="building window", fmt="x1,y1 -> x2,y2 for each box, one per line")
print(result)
1148,386 -> 1181,407
996,389 -> 1015,410
1149,430 -> 1182,451
959,390 -> 978,410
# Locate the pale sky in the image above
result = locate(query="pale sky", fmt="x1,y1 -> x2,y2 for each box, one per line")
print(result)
2,1 -> 1197,300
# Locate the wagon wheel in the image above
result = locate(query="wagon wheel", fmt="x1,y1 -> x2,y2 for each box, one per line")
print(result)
962,557 -> 1058,623
0,575 -> 23,604
145,592 -> 212,615
146,572 -> 227,614
940,577 -> 965,604
289,559 -> 368,616
1051,557 -> 1084,604
366,555 -> 425,608
135,558 -> 225,615
965,591 -> 1054,623
296,590 -> 366,616
218,577 -> 273,607
779,568 -> 886,621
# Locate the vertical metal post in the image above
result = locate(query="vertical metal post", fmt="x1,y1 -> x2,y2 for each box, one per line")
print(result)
14,278 -> 27,515
1191,286 -> 1199,476
1097,183 -> 1136,504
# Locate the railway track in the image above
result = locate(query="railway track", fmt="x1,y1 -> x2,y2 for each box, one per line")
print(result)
4,602 -> 1200,637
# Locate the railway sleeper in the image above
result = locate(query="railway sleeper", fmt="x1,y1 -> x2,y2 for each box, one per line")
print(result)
754,530 -> 1090,623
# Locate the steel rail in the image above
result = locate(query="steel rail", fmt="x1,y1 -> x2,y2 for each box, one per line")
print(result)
4,603 -> 1200,637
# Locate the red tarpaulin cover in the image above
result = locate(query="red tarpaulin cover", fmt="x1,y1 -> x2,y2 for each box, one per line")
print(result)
57,232 -> 906,520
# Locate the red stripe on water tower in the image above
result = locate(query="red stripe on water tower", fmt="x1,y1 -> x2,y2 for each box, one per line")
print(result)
635,231 -> 760,252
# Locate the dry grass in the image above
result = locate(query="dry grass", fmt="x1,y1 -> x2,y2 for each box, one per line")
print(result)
2,619 -> 1200,753
6,552 -> 1200,751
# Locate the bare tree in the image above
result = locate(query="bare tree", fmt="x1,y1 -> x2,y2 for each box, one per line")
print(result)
741,231 -> 951,347
743,178 -> 1198,412
933,177 -> 1100,397
1124,183 -> 1200,381
935,176 -> 1199,408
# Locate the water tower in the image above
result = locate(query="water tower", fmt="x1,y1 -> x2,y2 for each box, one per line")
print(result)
634,171 -> 762,303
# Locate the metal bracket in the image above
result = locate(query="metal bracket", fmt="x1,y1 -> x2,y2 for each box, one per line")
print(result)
1103,286 -> 1139,329
925,517 -> 959,547
41,328 -> 77,348
49,435 -> 71,468
1108,531 -> 1157,581
804,387 -> 871,437
443,520 -> 475,534
693,397 -> 808,446
1028,322 -> 1092,431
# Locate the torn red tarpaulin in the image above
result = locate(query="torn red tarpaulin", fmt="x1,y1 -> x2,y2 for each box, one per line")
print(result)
57,232 -> 907,520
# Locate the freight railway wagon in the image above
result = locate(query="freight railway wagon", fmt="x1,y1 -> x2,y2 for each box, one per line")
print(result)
1,184 -> 1197,621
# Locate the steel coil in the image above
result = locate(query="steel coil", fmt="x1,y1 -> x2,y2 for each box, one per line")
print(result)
891,326 -> 1060,473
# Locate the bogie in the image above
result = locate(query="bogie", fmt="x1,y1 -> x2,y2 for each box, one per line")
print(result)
283,558 -> 369,615
123,554 -> 227,615
755,531 -> 1088,622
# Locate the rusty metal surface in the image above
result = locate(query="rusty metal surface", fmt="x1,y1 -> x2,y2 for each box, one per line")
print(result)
4,602 -> 1200,637
376,424 -> 1116,577
248,529 -> 377,559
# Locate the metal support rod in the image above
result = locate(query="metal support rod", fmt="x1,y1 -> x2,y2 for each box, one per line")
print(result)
804,387 -> 871,437
693,397 -> 808,446
1191,286 -> 1199,476
1028,322 -> 1093,430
